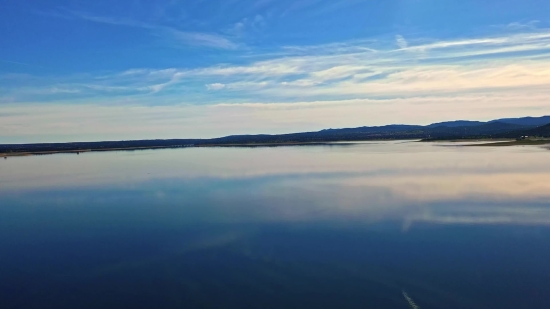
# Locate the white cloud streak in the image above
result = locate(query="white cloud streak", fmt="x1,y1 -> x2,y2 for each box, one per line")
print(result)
206,83 -> 226,90
3,27 -> 550,141
395,35 -> 408,49
42,9 -> 238,49
106,29 -> 550,99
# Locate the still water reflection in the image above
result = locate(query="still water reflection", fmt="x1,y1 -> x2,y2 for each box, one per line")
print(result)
1,141 -> 549,308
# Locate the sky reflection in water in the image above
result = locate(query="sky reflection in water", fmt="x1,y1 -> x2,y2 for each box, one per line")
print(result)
1,142 -> 549,308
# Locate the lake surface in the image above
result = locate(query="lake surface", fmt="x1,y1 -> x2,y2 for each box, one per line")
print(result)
1,141 -> 550,309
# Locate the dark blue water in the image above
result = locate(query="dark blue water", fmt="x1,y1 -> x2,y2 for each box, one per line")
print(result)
1,142 -> 550,308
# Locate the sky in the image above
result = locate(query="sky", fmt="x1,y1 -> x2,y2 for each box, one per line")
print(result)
1,0 -> 550,143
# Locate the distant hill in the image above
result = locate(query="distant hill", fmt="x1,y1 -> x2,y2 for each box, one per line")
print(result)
490,116 -> 550,126
427,116 -> 550,128
320,125 -> 423,134
524,123 -> 550,137
497,123 -> 550,138
1,115 -> 549,155
424,122 -> 530,139
427,120 -> 485,128
189,116 -> 550,143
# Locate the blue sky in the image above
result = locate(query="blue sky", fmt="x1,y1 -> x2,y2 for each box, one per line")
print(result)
2,0 -> 550,142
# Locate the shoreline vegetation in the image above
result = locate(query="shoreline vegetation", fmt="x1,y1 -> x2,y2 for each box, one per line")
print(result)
0,141 -> 400,157
2,138 -> 550,157
0,142 -> 353,157
2,116 -> 549,157
463,139 -> 550,147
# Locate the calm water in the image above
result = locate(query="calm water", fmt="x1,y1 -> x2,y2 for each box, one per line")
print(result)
1,141 -> 550,309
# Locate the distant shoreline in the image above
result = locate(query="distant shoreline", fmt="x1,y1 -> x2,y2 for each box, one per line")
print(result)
462,139 -> 550,147
2,115 -> 549,157
0,141 -> 389,157
2,138 -> 549,157
1,146 -> 179,157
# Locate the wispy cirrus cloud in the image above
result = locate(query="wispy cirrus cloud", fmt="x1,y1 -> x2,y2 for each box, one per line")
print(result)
0,59 -> 36,67
38,9 -> 238,49
86,27 -> 550,100
2,26 -> 550,141
206,83 -> 226,90
395,35 -> 408,49
226,14 -> 267,36
4,27 -> 550,103
4,27 -> 550,104
505,20 -> 540,31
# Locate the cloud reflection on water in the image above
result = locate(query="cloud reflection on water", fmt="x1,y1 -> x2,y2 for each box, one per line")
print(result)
1,141 -> 549,227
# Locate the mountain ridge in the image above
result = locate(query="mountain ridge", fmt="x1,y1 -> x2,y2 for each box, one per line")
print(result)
1,115 -> 549,155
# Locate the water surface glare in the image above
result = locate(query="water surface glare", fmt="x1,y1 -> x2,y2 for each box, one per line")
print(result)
1,141 -> 550,308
